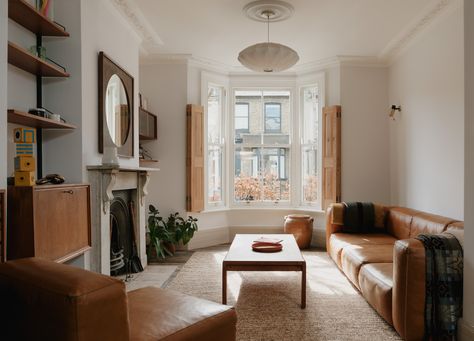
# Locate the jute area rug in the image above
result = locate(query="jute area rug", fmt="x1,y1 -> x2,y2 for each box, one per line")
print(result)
166,246 -> 401,341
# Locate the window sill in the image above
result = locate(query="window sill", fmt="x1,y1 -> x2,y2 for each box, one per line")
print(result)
197,206 -> 324,215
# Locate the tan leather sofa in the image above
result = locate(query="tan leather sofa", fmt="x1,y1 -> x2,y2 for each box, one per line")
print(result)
0,258 -> 237,341
326,205 -> 463,341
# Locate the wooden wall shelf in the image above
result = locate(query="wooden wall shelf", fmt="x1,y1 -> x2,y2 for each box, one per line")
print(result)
8,42 -> 70,78
8,0 -> 69,37
8,110 -> 76,129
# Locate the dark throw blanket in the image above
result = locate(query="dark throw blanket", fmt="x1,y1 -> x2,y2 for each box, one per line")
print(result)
342,202 -> 375,233
416,233 -> 463,341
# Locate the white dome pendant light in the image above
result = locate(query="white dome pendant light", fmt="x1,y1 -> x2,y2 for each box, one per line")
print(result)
238,1 -> 299,73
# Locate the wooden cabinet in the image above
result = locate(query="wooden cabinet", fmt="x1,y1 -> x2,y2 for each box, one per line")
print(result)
139,108 -> 157,140
7,184 -> 91,262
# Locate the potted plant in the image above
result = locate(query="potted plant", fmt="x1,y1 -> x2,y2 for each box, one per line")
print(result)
147,205 -> 199,259
147,205 -> 174,259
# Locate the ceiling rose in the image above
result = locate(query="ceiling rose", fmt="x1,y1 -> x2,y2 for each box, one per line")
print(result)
243,0 -> 294,23
238,1 -> 299,73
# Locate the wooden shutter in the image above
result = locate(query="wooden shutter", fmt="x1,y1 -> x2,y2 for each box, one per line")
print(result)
186,104 -> 204,212
322,105 -> 341,209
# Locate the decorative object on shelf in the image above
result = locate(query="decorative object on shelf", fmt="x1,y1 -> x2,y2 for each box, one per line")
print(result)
14,171 -> 35,186
13,126 -> 36,186
14,156 -> 35,172
35,0 -> 54,20
28,107 -> 46,117
15,143 -> 33,156
99,52 -> 134,158
29,45 -> 46,60
389,105 -> 402,120
238,0 -> 299,72
14,127 -> 36,143
36,173 -> 65,185
147,205 -> 198,259
283,214 -> 314,249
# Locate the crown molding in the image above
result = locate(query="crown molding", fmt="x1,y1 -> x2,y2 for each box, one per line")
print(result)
139,54 -> 389,75
379,0 -> 462,63
109,0 -> 163,55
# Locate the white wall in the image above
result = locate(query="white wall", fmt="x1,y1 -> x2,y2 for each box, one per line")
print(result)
325,65 -> 340,106
462,0 -> 474,338
388,5 -> 464,219
81,0 -> 141,177
340,65 -> 390,203
42,0 -> 83,183
0,0 -> 7,188
140,62 -> 188,217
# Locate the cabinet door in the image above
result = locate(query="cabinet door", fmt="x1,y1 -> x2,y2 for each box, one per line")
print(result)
34,185 -> 91,262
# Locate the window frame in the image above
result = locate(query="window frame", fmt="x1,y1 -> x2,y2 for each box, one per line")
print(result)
298,79 -> 324,209
201,72 -> 229,211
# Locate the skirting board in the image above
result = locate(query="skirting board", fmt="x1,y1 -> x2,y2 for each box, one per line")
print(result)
187,226 -> 229,250
458,318 -> 474,341
187,226 -> 326,250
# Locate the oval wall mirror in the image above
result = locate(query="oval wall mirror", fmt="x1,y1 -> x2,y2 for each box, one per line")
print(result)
99,52 -> 134,157
105,74 -> 130,147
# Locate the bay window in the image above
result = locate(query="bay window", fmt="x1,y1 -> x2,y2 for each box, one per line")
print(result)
202,73 -> 324,211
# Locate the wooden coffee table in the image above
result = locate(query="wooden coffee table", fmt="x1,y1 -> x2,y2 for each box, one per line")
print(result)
222,234 -> 306,309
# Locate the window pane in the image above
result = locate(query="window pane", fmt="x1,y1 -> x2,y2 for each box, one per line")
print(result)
302,86 -> 319,144
261,148 -> 290,201
301,85 -> 319,205
208,146 -> 222,203
264,103 -> 281,132
208,86 -> 222,144
234,147 -> 260,202
302,146 -> 318,203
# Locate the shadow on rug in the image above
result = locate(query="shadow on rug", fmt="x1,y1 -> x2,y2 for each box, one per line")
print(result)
166,248 -> 401,341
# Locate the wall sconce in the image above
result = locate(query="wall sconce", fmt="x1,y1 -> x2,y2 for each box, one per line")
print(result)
389,105 -> 401,120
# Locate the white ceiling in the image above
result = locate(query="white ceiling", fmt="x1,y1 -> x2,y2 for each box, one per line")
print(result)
132,0 -> 436,67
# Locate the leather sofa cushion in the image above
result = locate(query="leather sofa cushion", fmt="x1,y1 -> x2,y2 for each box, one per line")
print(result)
341,244 -> 394,288
386,207 -> 416,240
359,263 -> 393,325
128,287 -> 237,341
328,233 -> 396,268
0,258 -> 130,341
409,212 -> 456,238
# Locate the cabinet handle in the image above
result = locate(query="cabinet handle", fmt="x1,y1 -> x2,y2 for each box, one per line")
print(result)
63,190 -> 74,194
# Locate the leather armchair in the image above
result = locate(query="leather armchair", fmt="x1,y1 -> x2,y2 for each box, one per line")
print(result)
0,258 -> 237,341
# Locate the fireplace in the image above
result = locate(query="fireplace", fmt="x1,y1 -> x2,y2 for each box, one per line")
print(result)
110,194 -> 132,275
87,165 -> 156,275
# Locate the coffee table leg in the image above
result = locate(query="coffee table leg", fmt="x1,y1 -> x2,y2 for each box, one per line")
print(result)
301,263 -> 306,309
222,264 -> 227,305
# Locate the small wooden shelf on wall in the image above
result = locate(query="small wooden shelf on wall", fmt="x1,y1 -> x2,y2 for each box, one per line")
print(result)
8,0 -> 70,37
8,110 -> 76,129
8,42 -> 70,78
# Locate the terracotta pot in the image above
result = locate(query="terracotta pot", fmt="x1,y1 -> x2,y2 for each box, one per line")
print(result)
284,214 -> 314,249
164,242 -> 176,255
